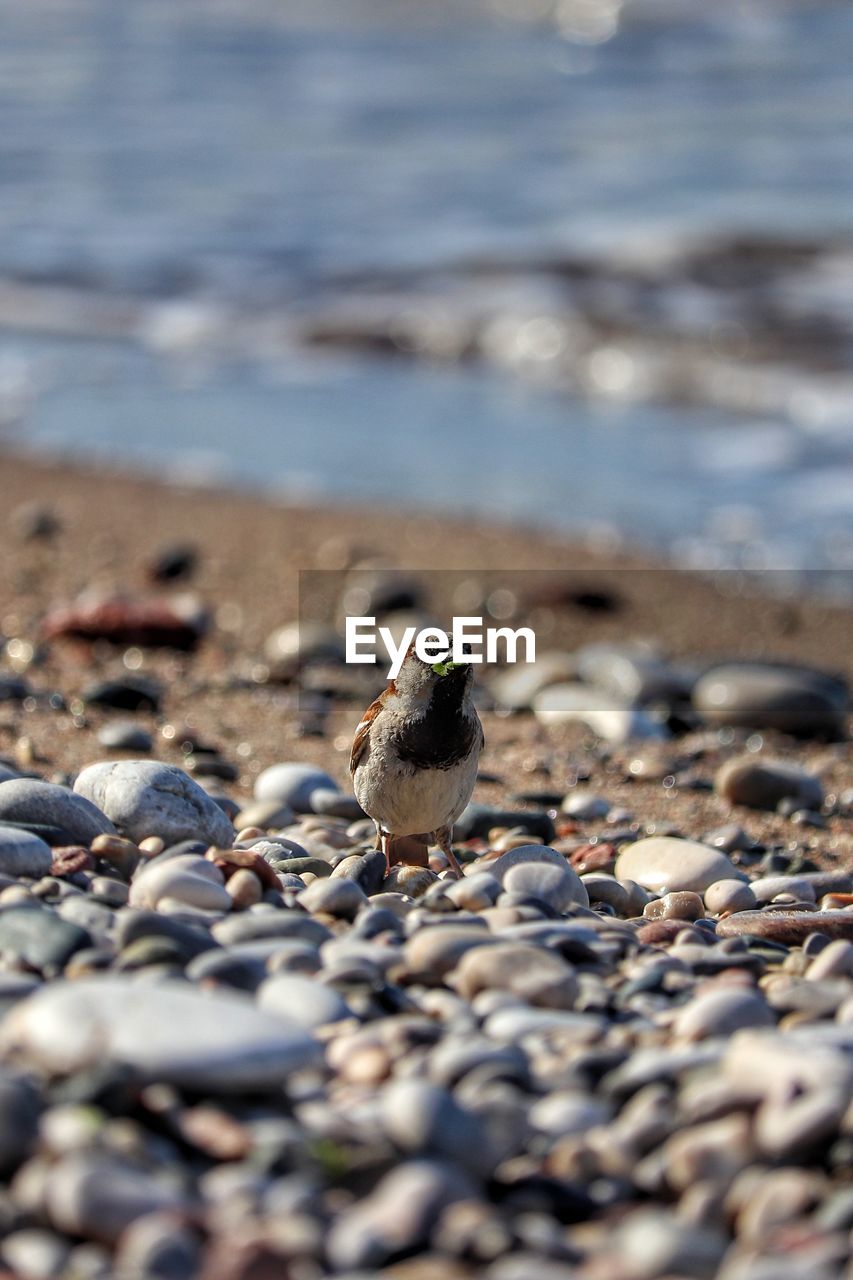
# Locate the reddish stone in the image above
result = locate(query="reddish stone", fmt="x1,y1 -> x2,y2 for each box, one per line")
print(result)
44,597 -> 207,651
636,918 -> 687,946
51,846 -> 96,877
207,848 -> 281,891
569,842 -> 616,874
716,909 -> 853,944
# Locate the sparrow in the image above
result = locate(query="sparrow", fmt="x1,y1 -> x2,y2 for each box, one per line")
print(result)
350,646 -> 484,874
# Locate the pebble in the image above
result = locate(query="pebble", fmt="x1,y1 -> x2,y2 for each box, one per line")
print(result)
615,836 -> 741,894
703,879 -> 757,916
297,876 -> 367,920
454,804 -> 555,844
806,939 -> 853,980
73,760 -> 234,847
381,1079 -> 497,1177
405,925 -> 494,978
45,1153 -> 184,1244
693,661 -> 847,736
674,988 -> 776,1040
83,677 -> 162,712
253,763 -> 339,813
256,973 -> 351,1027
642,891 -> 703,921
0,825 -> 53,879
750,874 -> 817,904
503,860 -> 590,911
129,854 -> 232,912
532,683 -> 668,742
716,910 -> 853,944
561,791 -> 609,820
0,779 -> 116,847
2,978 -> 320,1089
715,755 -> 823,810
234,799 -> 296,830
0,906 -> 91,972
454,942 -> 578,1009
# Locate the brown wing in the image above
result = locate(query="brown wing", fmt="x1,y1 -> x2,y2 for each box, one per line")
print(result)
349,694 -> 385,774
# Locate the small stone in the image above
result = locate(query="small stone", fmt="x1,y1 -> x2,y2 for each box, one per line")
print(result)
44,596 -> 206,652
112,1210 -> 201,1280
0,1229 -> 70,1280
84,677 -> 162,712
45,1153 -> 185,1244
89,877 -> 129,907
225,869 -> 263,910
503,860 -> 590,911
0,779 -> 116,847
234,800 -> 296,831
0,906 -> 91,972
0,826 -> 53,879
130,855 -> 232,913
405,925 -> 494,978
256,973 -> 350,1028
381,1079 -> 497,1177
806,939 -> 853,980
615,836 -> 740,894
3,977 -> 320,1089
717,910 -> 853,944
74,760 -> 234,847
561,791 -> 609,820
674,988 -> 776,1041
642,891 -> 703,921
693,661 -> 846,737
580,873 -> 631,915
297,876 -> 367,920
309,788 -> 364,819
254,763 -> 338,813
750,874 -> 817,905
703,879 -> 756,916
97,722 -> 154,753
454,942 -> 578,1009
716,755 -> 823,811
454,804 -> 555,844
382,866 -> 439,897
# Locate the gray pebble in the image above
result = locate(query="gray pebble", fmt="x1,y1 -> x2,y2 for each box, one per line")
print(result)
74,761 -> 234,847
0,779 -> 115,847
0,825 -> 53,879
254,763 -> 339,813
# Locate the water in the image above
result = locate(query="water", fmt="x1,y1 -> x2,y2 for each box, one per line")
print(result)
0,0 -> 852,586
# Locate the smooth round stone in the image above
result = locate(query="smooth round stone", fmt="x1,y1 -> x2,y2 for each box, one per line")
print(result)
715,756 -> 823,811
2,977 -> 320,1089
454,942 -> 578,1009
642,891 -> 703,922
0,906 -> 91,971
693,662 -> 847,737
490,651 -> 576,711
675,988 -> 776,1041
96,722 -> 153,753
380,1079 -> 496,1177
254,763 -> 338,814
529,1091 -> 612,1137
297,877 -> 366,920
532,683 -> 667,742
476,844 -> 570,883
74,761 -> 234,847
703,879 -> 757,916
503,861 -> 590,911
1,1229 -> 70,1279
454,804 -> 555,844
0,826 -> 53,879
213,911 -> 332,948
382,866 -> 438,897
580,873 -> 631,915
257,973 -> 351,1028
129,855 -> 231,912
112,1212 -> 200,1280
235,800 -> 296,831
0,779 -> 116,847
45,1153 -> 185,1244
806,939 -> 853,981
716,910 -> 853,944
561,791 -> 609,821
0,1070 -> 41,1175
615,837 -> 740,894
309,788 -> 365,820
445,872 -> 501,912
750,874 -> 817,905
405,925 -> 494,978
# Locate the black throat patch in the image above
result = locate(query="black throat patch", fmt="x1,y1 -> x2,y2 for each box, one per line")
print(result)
391,677 -> 478,770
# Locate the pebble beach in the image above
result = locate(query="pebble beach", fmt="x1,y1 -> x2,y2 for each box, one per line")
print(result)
0,450 -> 849,1279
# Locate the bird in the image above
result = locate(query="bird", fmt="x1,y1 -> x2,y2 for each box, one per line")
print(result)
350,645 -> 484,874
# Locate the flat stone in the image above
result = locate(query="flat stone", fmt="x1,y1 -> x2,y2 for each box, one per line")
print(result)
693,662 -> 847,737
503,860 -> 590,911
674,988 -> 776,1041
533,683 -> 668,742
750,874 -> 817,904
297,877 -> 367,920
716,910 -> 853,944
45,1153 -> 185,1244
642,891 -> 703,921
615,836 -> 740,894
715,755 -> 823,811
74,761 -> 234,847
309,788 -> 365,820
405,925 -> 494,978
129,854 -> 232,912
97,722 -> 154,753
256,973 -> 351,1028
0,779 -> 115,847
0,826 -> 53,879
454,804 -> 555,844
213,911 -> 332,948
0,906 -> 91,971
254,763 -> 339,813
381,1079 -> 497,1177
235,800 -> 296,830
2,977 -> 320,1090
561,791 -> 610,820
454,942 -> 578,1009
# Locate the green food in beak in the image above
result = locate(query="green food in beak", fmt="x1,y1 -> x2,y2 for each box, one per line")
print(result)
431,659 -> 462,677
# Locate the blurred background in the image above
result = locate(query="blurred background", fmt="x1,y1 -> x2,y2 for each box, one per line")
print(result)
0,0 -> 851,589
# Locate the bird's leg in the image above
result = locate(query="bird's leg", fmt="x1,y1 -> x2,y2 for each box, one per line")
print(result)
381,830 -> 392,876
372,821 -> 383,852
433,825 -> 462,875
